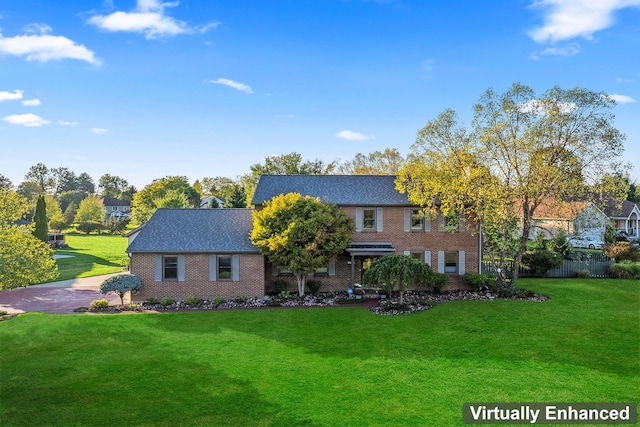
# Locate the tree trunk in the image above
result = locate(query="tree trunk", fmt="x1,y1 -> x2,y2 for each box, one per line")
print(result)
295,273 -> 306,297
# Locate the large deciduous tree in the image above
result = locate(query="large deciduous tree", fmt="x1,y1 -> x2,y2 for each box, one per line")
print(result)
0,189 -> 57,290
130,176 -> 200,226
337,148 -> 405,175
397,83 -> 627,291
251,193 -> 353,296
74,194 -> 106,233
98,174 -> 130,199
242,153 -> 336,207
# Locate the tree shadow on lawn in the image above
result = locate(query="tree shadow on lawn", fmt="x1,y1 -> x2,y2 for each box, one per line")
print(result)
145,283 -> 638,378
53,252 -> 124,279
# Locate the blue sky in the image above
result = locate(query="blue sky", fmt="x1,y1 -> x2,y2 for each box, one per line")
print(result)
1,0 -> 639,189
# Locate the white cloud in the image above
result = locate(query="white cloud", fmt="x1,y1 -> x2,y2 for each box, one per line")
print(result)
605,93 -> 637,104
208,78 -> 253,94
528,0 -> 640,44
336,130 -> 374,141
92,127 -> 108,134
3,113 -> 50,127
88,0 -> 218,39
616,76 -> 633,83
58,120 -> 78,126
0,25 -> 100,65
0,89 -> 24,102
21,98 -> 41,106
539,43 -> 581,56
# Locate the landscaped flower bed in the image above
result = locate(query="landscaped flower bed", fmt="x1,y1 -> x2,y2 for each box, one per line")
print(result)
88,289 -> 548,315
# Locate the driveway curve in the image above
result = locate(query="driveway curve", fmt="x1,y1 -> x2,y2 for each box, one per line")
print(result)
0,273 -> 126,314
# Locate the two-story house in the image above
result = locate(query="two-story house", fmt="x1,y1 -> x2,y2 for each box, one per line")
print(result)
126,175 -> 480,301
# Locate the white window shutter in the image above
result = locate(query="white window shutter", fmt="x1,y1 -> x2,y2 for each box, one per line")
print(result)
424,251 -> 431,267
404,208 -> 411,232
437,251 -> 445,273
177,255 -> 185,282
376,207 -> 383,232
424,215 -> 431,232
154,255 -> 162,282
459,251 -> 465,275
232,255 -> 240,282
328,259 -> 336,276
355,208 -> 363,232
209,255 -> 217,281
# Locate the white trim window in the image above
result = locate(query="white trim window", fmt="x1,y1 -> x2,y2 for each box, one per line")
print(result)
209,255 -> 240,282
437,251 -> 465,274
404,208 -> 431,232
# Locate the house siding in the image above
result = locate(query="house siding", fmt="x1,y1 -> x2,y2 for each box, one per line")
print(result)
130,253 -> 265,301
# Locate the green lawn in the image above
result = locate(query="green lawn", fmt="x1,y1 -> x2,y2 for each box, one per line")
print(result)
0,279 -> 638,426
52,234 -> 129,281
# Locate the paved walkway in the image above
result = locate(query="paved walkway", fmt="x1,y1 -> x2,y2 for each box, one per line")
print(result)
0,273 -> 126,315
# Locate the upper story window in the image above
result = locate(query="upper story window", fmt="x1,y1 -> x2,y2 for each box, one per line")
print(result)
356,207 -> 383,232
404,208 -> 431,232
363,209 -> 376,230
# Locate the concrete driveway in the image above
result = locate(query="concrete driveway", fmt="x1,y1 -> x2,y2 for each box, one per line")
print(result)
0,273 -> 126,315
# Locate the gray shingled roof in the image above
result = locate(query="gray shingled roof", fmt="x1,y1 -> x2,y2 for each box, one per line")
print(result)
251,175 -> 411,206
126,208 -> 258,253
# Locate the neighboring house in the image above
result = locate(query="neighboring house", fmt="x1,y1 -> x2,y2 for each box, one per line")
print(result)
601,200 -> 640,240
200,195 -> 224,208
101,197 -> 132,219
530,200 -> 609,240
126,175 -> 481,301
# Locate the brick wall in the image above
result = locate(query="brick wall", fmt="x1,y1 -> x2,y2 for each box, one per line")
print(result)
130,253 -> 265,302
264,206 -> 480,292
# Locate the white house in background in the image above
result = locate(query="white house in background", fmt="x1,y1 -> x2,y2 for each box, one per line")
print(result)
602,200 -> 640,240
530,200 -> 608,240
200,196 -> 225,208
101,197 -> 132,219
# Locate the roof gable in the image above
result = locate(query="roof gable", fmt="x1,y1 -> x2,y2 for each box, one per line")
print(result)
126,208 -> 258,253
251,175 -> 410,206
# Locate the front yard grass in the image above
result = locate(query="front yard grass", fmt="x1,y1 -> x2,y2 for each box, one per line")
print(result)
51,234 -> 128,281
0,278 -> 637,426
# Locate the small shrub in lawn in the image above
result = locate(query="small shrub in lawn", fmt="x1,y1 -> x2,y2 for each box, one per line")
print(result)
160,297 -> 174,307
89,299 -> 110,310
575,270 -> 591,278
213,297 -> 225,307
278,290 -> 291,300
463,273 -> 497,291
185,296 -> 200,307
271,280 -> 288,294
306,280 -> 321,294
609,261 -> 640,279
430,272 -> 448,293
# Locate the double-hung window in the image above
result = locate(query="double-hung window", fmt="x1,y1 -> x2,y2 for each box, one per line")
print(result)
356,207 -> 383,232
217,255 -> 232,280
163,256 -> 178,280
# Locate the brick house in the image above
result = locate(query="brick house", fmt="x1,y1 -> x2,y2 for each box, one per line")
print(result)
126,175 -> 481,301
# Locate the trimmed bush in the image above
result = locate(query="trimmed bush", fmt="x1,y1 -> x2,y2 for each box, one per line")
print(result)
89,299 -> 110,310
521,249 -> 562,277
306,280 -> 321,294
463,273 -> 497,291
160,297 -> 174,307
185,296 -> 200,307
213,297 -> 225,307
430,273 -> 448,293
609,261 -> 640,279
